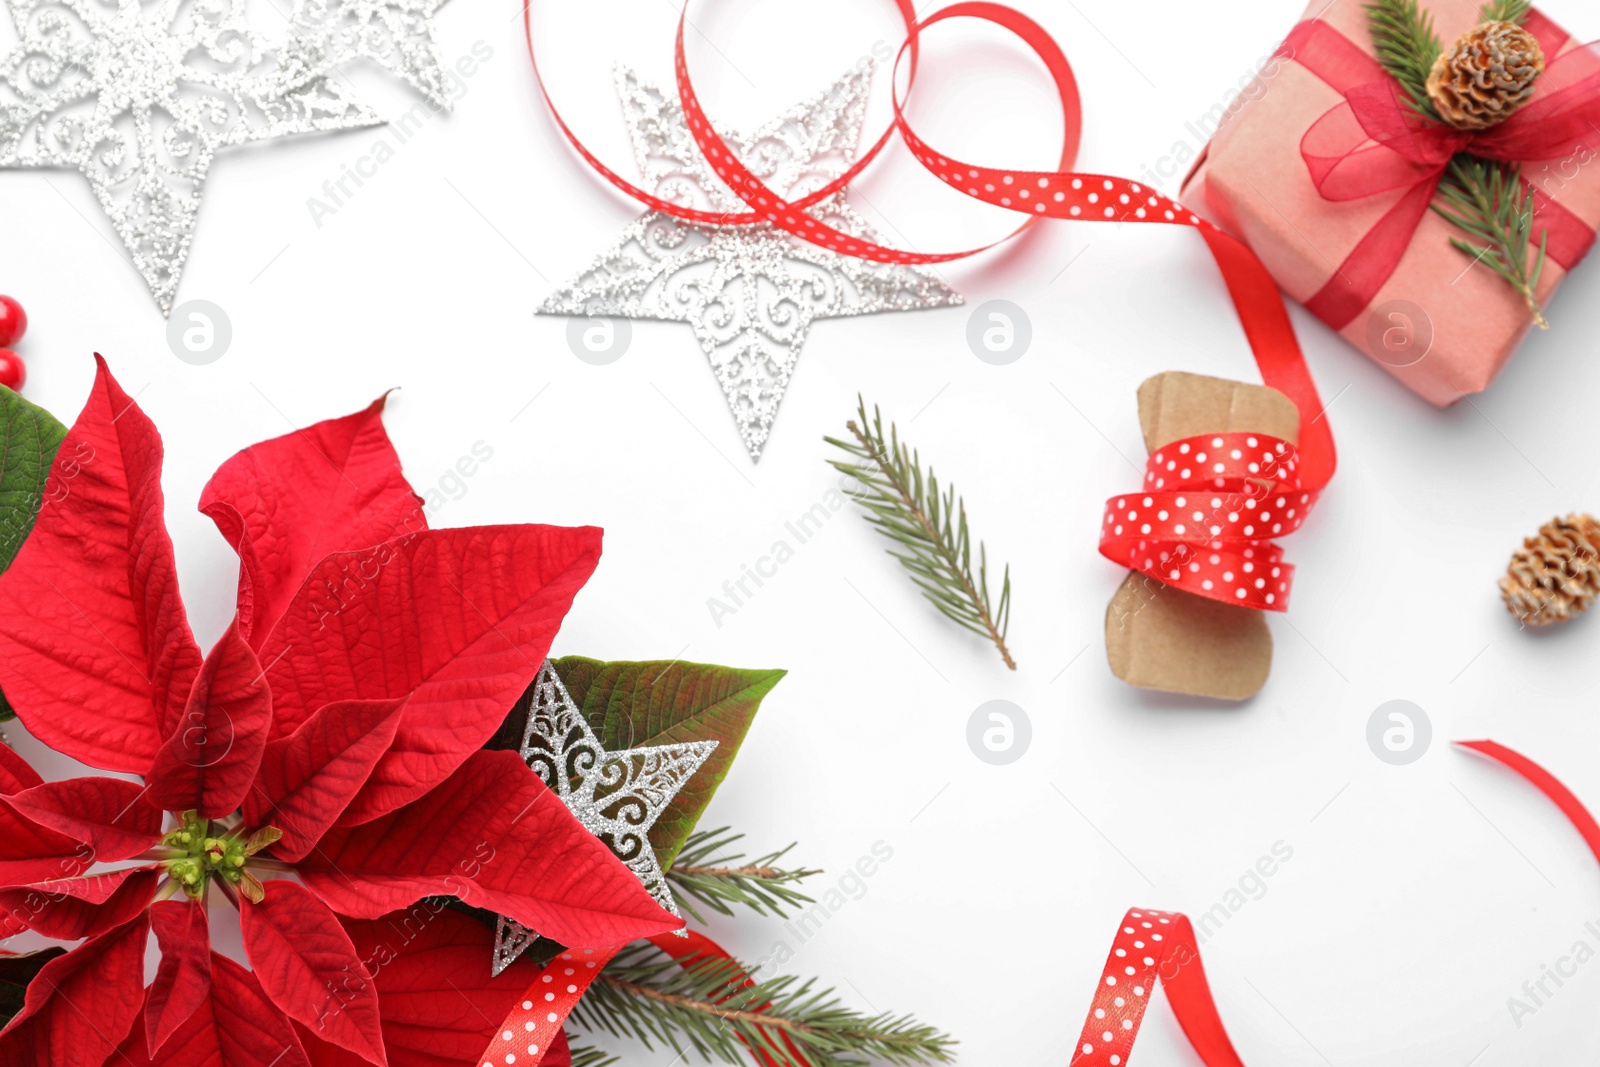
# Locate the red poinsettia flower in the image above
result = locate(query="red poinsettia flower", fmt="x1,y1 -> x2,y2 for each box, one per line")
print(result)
0,358 -> 679,1067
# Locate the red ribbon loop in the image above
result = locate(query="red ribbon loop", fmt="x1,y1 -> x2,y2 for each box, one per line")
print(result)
1303,85 -> 1465,201
1286,13 -> 1600,329
1098,433 -> 1310,611
1071,908 -> 1245,1067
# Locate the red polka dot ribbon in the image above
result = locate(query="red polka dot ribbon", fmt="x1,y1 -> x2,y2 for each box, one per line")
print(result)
482,946 -> 616,1067
1074,742 -> 1600,1066
525,0 -> 1339,495
1098,433 -> 1313,612
482,931 -> 778,1067
1071,909 -> 1245,1067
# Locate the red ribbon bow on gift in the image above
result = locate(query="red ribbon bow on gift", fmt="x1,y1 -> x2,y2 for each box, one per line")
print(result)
1281,11 -> 1600,329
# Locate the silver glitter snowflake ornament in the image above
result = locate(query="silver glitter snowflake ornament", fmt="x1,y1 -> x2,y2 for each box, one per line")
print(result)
0,0 -> 457,313
492,660 -> 717,976
540,64 -> 962,462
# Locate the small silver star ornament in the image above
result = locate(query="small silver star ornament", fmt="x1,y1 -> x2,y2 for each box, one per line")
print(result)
0,0 -> 458,313
492,660 -> 717,976
540,64 -> 962,462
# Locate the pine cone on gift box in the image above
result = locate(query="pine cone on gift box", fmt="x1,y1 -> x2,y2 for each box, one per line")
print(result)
1500,514 -> 1600,625
1427,20 -> 1545,131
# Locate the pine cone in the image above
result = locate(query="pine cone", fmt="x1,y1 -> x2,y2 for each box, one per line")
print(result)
1426,20 -> 1544,131
1501,514 -> 1600,625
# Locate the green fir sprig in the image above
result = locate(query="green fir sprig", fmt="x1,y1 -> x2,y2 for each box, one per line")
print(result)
567,1044 -> 621,1067
579,943 -> 957,1067
666,827 -> 820,922
825,396 -> 1015,670
1363,0 -> 1549,326
1366,0 -> 1440,113
1481,0 -> 1532,25
1435,155 -> 1549,324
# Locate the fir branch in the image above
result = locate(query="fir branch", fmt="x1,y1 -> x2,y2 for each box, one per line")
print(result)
1364,0 -> 1441,115
824,396 -> 1016,670
567,1042 -> 621,1067
1480,0 -> 1531,24
667,827 -> 820,922
1434,156 -> 1549,327
575,943 -> 956,1067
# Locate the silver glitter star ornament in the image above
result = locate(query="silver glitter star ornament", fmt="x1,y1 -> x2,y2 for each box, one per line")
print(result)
492,660 -> 717,976
0,0 -> 456,313
540,64 -> 962,461
285,0 -> 453,107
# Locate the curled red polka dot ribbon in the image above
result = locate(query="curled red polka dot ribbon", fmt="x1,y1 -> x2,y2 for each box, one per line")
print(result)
1072,741 -> 1600,1066
525,0 -> 1339,494
1098,433 -> 1313,612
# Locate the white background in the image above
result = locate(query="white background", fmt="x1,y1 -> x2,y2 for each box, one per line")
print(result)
5,0 -> 1600,1063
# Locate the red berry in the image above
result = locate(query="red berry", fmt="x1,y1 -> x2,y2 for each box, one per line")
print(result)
0,350 -> 25,392
0,297 -> 23,348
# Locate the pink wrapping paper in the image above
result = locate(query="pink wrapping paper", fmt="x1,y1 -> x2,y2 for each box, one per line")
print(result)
1181,0 -> 1600,406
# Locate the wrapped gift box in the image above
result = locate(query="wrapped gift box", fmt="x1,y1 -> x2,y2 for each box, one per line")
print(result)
1182,0 -> 1600,405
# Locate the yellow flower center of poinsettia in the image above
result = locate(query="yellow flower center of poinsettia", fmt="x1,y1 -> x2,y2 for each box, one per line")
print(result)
159,810 -> 280,902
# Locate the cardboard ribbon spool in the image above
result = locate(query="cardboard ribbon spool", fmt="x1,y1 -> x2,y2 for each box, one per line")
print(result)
1104,371 -> 1301,701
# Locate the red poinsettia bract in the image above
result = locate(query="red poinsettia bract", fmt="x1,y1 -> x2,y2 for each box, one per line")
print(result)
0,358 -> 678,1067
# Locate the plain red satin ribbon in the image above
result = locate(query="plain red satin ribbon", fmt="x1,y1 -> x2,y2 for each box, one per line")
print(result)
527,0 -> 1338,492
1281,12 -> 1600,329
1456,740 -> 1600,865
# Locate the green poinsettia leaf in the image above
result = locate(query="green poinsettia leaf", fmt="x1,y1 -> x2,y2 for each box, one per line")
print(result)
0,386 -> 68,722
0,385 -> 67,571
479,658 -> 783,958
0,947 -> 67,1022
549,657 -> 784,869
487,658 -> 784,871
